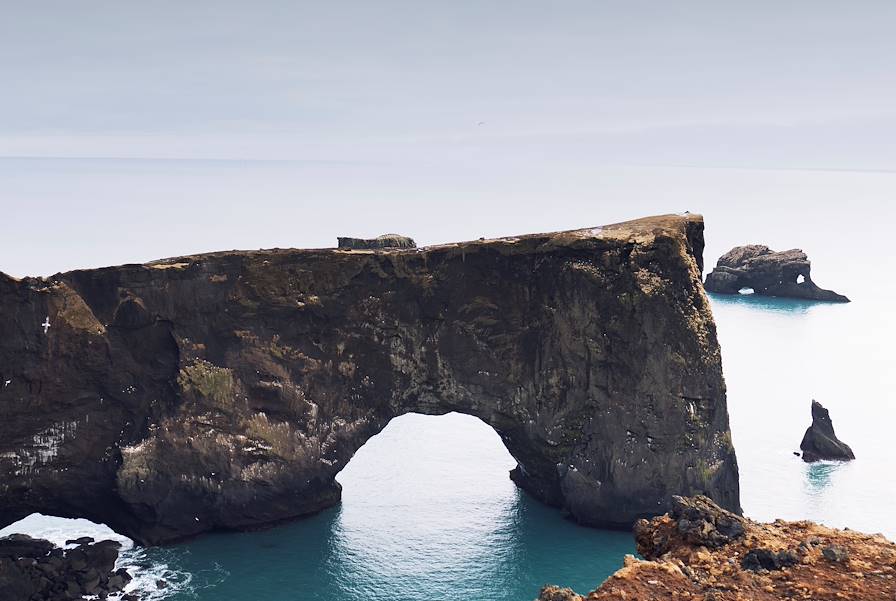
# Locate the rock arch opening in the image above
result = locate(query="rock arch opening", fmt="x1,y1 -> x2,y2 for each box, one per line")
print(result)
333,412 -> 519,539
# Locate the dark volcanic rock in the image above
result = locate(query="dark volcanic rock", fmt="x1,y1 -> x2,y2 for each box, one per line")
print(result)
0,214 -> 740,544
337,233 -> 416,249
0,534 -> 55,560
635,494 -> 745,557
741,547 -> 799,571
0,534 -> 130,600
822,545 -> 850,563
704,244 -> 849,302
800,400 -> 855,462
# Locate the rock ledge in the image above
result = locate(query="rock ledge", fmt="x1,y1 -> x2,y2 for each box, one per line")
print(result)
537,495 -> 894,601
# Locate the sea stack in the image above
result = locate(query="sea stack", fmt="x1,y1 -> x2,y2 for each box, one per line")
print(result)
704,245 -> 849,302
800,400 -> 855,462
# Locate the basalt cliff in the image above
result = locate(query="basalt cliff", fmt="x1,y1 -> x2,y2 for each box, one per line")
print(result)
0,214 -> 739,545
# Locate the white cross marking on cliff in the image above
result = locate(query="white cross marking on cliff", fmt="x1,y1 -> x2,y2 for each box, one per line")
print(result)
42,317 -> 51,334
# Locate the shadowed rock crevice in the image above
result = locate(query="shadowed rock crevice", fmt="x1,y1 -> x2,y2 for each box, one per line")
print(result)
704,245 -> 849,302
0,214 -> 739,544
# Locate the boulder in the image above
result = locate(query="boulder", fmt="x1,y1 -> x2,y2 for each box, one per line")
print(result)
635,494 -> 745,557
337,234 -> 416,249
704,245 -> 849,302
741,548 -> 799,571
0,535 -> 131,600
0,534 -> 54,560
800,400 -> 855,462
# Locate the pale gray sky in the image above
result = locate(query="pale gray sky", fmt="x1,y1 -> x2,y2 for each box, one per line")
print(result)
3,1 -> 896,165
1,1 -> 895,277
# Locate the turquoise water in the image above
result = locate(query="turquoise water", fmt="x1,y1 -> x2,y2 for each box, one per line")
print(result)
713,292 -> 896,539
1,414 -> 634,600
132,414 -> 633,601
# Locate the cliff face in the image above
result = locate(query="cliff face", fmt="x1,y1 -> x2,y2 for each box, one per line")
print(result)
0,214 -> 739,545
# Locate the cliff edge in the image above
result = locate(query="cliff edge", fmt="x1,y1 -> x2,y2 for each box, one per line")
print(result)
539,495 -> 895,601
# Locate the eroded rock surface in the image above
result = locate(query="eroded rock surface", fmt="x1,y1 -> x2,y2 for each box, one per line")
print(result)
0,214 -> 739,544
538,495 -> 896,601
800,400 -> 855,462
704,245 -> 849,302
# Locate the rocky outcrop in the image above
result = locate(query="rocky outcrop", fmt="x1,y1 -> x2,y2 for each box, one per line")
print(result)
337,234 -> 416,249
800,400 -> 855,462
0,534 -> 133,600
704,245 -> 849,302
0,214 -> 739,544
538,495 -> 896,601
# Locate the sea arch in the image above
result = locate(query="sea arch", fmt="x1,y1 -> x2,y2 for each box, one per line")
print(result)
0,214 -> 739,544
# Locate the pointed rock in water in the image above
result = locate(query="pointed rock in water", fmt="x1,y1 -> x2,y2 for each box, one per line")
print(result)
704,244 -> 849,302
800,400 -> 855,462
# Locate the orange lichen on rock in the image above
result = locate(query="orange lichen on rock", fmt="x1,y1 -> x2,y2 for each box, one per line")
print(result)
539,496 -> 896,601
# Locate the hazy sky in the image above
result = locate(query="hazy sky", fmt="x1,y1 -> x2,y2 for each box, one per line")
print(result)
2,1 -> 895,276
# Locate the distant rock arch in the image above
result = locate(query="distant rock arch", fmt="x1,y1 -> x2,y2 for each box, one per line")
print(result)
704,245 -> 849,302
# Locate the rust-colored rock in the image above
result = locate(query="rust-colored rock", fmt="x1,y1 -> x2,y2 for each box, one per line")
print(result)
0,214 -> 739,544
539,496 -> 896,601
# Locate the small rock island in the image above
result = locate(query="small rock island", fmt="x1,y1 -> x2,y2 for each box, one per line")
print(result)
704,245 -> 849,302
800,400 -> 855,462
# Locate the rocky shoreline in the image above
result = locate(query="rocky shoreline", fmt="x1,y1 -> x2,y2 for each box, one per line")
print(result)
0,534 -> 135,601
538,495 -> 895,600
